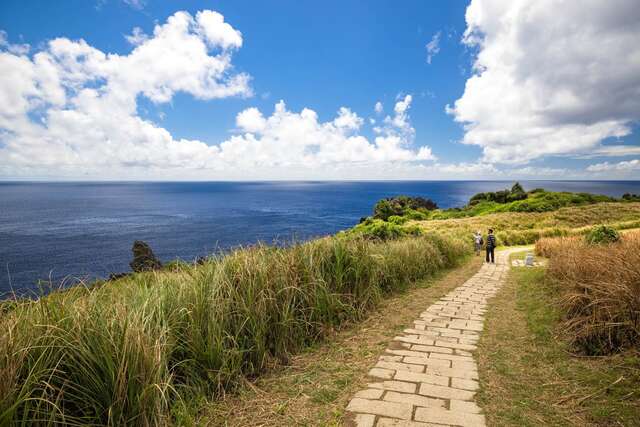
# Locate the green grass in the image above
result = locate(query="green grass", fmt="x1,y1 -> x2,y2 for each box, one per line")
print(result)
201,254 -> 484,426
0,233 -> 470,426
431,189 -> 617,220
341,217 -> 422,239
477,255 -> 640,426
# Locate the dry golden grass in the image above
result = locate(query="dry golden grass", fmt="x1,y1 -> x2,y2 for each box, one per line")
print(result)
412,202 -> 640,246
200,255 -> 484,426
534,236 -> 581,258
478,257 -> 640,426
537,231 -> 640,354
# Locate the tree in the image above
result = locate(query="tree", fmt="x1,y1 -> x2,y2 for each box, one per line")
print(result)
508,182 -> 527,201
373,196 -> 438,220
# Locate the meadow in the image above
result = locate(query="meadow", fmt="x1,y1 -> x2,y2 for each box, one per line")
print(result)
0,233 -> 469,425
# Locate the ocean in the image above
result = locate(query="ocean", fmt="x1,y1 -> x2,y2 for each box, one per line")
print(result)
2,180 -> 639,296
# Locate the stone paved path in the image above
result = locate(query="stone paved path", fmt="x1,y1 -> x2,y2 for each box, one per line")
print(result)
346,248 -> 527,427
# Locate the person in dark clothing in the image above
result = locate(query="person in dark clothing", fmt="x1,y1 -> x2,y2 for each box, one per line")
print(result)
486,228 -> 496,263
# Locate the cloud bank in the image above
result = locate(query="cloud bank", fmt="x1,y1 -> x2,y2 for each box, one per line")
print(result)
0,10 -> 434,179
449,0 -> 640,164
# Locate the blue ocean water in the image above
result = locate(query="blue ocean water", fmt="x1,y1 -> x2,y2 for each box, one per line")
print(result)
1,180 -> 639,296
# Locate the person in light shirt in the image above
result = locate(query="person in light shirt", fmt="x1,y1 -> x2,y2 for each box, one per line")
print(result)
473,231 -> 483,256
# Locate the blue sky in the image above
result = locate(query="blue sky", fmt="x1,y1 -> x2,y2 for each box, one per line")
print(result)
0,0 -> 639,180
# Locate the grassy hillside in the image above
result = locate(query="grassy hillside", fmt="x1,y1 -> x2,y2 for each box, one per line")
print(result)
413,202 -> 640,246
0,234 -> 469,426
347,185 -> 640,245
433,185 -> 617,219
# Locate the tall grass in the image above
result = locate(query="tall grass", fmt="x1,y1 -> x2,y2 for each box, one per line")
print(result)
0,234 -> 469,425
536,232 -> 640,355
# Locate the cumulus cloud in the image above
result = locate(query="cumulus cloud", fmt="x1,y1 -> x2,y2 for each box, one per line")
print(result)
195,10 -> 243,49
0,10 -> 251,178
222,97 -> 433,169
0,13 -> 434,179
425,31 -> 441,64
448,0 -> 640,164
236,107 -> 267,133
125,27 -> 148,46
374,101 -> 383,114
0,30 -> 29,55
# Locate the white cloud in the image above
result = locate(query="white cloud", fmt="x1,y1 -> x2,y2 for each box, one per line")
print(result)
221,98 -> 431,169
125,27 -> 148,46
195,10 -> 243,50
577,145 -> 640,159
449,0 -> 640,164
416,146 -> 435,161
426,31 -> 441,64
384,94 -> 414,136
333,107 -> 363,130
236,107 -> 266,133
0,30 -> 30,56
587,159 -> 640,172
374,101 -> 383,114
0,16 -> 434,179
0,10 -> 251,178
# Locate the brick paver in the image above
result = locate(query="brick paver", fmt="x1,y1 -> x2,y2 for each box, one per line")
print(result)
346,248 -> 525,427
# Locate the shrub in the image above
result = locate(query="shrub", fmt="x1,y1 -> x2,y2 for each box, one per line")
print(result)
388,215 -> 408,225
469,182 -> 527,206
585,225 -> 620,245
346,218 -> 421,240
622,193 -> 640,201
507,182 -> 527,201
539,232 -> 640,354
403,209 -> 430,221
372,196 -> 438,220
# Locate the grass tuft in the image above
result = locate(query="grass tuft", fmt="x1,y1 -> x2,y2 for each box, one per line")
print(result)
536,232 -> 640,354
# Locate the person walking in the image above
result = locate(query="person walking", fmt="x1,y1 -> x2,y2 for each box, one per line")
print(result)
486,228 -> 496,263
473,231 -> 483,256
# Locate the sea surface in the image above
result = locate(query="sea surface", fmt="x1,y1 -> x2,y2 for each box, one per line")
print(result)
2,180 -> 639,296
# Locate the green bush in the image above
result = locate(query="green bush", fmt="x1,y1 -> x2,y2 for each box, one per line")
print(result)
403,209 -> 430,221
372,196 -> 438,220
346,218 -> 421,240
585,225 -> 620,245
388,215 -> 408,225
622,193 -> 640,201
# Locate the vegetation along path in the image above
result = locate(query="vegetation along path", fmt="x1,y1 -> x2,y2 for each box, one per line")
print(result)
345,247 -> 529,427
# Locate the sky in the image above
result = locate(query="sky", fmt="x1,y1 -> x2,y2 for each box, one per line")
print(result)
0,0 -> 639,180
